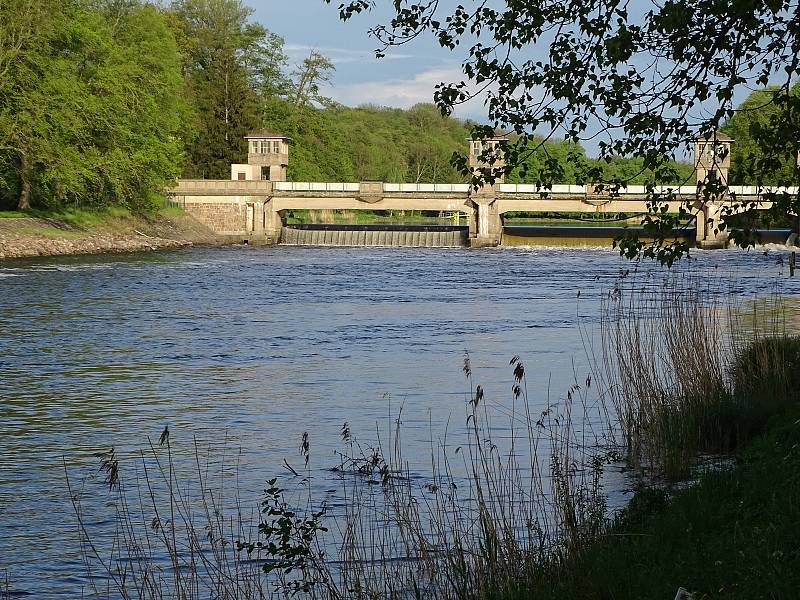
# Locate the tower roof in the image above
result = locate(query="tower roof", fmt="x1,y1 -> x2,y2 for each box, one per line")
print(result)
245,129 -> 293,141
697,131 -> 733,142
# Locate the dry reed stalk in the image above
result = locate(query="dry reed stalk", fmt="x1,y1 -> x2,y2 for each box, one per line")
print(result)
597,272 -> 790,480
71,365 -> 612,599
68,435 -> 272,599
322,356 -> 611,599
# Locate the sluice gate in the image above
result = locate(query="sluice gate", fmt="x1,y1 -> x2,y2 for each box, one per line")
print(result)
280,224 -> 469,247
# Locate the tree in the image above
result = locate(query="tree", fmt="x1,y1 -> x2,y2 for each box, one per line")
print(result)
247,32 -> 294,99
723,85 -> 800,186
0,0 -> 184,211
0,0 -> 58,210
506,139 -> 590,186
325,0 -> 800,264
167,0 -> 278,178
291,51 -> 336,107
86,2 -> 186,210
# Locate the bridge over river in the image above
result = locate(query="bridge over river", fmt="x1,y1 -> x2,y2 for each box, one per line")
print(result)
168,179 -> 794,249
168,129 -> 798,249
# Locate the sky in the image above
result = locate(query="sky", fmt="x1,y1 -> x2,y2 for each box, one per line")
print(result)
248,0 -> 774,160
247,0 -> 488,119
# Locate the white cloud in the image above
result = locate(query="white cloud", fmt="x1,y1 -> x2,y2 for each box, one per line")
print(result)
327,66 -> 489,118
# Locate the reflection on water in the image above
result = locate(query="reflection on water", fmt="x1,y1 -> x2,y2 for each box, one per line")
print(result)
0,245 -> 798,597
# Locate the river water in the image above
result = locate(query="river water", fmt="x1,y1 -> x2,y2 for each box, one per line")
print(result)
0,244 -> 798,597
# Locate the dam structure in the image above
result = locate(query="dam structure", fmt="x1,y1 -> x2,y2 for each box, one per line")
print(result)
168,130 -> 793,249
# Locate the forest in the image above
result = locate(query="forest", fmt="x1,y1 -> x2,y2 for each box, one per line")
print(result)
0,0 -> 794,212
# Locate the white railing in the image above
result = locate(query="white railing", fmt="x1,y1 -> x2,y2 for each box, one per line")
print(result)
383,183 -> 471,193
273,181 -> 360,192
179,179 -> 797,197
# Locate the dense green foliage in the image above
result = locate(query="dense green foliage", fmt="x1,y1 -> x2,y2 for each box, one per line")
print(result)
723,85 -> 800,186
506,139 -> 694,186
264,99 -> 694,185
164,0 -> 282,179
265,100 -> 471,183
0,0 -> 184,212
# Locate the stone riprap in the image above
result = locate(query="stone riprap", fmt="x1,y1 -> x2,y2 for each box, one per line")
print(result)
0,214 -> 220,259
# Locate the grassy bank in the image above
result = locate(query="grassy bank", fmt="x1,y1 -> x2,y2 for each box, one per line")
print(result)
0,201 -> 184,227
526,407 -> 800,599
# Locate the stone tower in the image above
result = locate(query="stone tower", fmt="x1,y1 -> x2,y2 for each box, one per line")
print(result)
231,129 -> 292,182
468,132 -> 508,184
694,131 -> 733,185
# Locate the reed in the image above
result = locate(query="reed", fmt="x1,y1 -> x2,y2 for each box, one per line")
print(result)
68,433 -> 281,599
323,359 -> 611,599
597,272 -> 799,480
71,356 -> 611,599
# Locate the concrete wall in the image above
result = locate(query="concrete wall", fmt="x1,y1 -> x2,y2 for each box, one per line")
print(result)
180,196 -> 253,236
230,164 -> 260,181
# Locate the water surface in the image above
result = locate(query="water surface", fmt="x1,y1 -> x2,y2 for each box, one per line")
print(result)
0,244 -> 796,596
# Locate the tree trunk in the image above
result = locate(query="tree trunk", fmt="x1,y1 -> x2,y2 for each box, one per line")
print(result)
17,152 -> 31,210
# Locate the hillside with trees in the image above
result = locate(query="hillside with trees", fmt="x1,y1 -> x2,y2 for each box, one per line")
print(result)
1,0 -> 697,213
0,0 -> 185,212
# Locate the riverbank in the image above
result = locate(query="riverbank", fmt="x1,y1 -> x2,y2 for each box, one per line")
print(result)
0,208 -> 221,259
524,406 -> 800,599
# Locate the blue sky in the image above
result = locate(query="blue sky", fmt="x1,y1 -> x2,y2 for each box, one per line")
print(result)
249,0 -> 774,160
247,1 -> 488,119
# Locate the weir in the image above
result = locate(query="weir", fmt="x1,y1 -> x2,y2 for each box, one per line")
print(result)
280,224 -> 468,247
168,130 -> 797,249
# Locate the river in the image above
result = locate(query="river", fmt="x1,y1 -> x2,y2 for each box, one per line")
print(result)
0,244 -> 797,597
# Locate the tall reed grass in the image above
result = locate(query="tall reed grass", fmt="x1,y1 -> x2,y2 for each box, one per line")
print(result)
596,273 -> 800,480
71,355 -> 612,599
68,435 -> 276,599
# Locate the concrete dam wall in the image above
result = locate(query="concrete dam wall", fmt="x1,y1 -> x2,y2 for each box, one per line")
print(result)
280,224 -> 469,247
170,179 -> 789,249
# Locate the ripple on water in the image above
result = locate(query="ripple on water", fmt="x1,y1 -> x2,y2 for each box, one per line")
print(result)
1,245 -> 799,597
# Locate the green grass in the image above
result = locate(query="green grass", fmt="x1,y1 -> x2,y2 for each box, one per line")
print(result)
13,224 -> 85,238
0,206 -> 129,226
519,407 -> 800,599
158,205 -> 185,217
0,199 -> 183,227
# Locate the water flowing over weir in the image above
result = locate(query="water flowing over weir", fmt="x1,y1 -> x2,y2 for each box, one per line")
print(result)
276,224 -> 796,249
280,224 -> 469,247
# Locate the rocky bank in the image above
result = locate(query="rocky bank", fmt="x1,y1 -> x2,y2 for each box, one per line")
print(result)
0,213 -> 222,259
